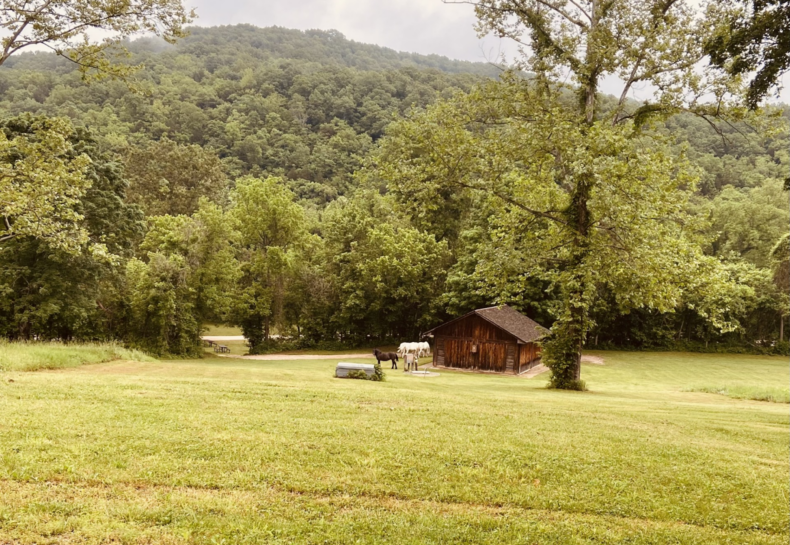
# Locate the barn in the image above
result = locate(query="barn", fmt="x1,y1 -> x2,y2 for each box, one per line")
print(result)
422,305 -> 548,375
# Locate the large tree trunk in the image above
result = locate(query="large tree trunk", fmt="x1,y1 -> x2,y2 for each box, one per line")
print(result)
543,175 -> 592,389
570,307 -> 584,381
542,302 -> 587,388
569,306 -> 587,384
569,175 -> 592,382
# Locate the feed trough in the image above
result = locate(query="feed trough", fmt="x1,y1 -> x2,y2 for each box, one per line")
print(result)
335,362 -> 376,378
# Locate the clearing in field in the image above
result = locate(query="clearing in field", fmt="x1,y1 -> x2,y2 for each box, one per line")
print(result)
0,351 -> 787,544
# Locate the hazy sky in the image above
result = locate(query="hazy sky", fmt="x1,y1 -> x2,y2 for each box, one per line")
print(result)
184,0 -> 789,103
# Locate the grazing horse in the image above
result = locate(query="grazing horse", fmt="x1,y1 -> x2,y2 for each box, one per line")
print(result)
373,348 -> 399,369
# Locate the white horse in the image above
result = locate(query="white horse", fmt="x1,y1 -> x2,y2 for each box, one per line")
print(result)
398,342 -> 421,357
417,341 -> 430,357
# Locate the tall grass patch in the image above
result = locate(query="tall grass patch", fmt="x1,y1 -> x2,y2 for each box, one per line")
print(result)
0,341 -> 154,372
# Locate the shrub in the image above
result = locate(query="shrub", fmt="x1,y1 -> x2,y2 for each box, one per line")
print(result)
547,379 -> 587,392
370,362 -> 386,382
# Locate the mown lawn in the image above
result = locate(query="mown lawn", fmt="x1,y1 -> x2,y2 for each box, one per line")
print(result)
0,351 -> 787,544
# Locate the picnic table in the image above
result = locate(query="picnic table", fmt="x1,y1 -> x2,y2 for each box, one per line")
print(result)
213,344 -> 230,353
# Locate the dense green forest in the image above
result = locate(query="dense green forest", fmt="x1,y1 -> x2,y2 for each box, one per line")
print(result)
0,25 -> 787,356
0,26 -> 489,204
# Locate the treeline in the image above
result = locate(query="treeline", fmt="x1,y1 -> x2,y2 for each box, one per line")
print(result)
0,26 -> 787,355
0,116 -> 447,354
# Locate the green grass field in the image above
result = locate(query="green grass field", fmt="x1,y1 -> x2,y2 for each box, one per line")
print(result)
0,341 -> 153,372
0,350 -> 787,544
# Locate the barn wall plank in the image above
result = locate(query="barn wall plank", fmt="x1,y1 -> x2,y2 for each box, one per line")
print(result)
517,342 -> 542,373
433,315 -> 516,342
436,336 -> 512,372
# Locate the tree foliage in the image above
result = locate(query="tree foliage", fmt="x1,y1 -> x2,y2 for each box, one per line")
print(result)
125,201 -> 237,356
0,116 -> 93,253
706,0 -> 790,108
0,115 -> 142,340
709,178 -> 789,266
0,0 -> 194,81
227,176 -> 310,350
375,79 -> 743,387
124,138 -> 228,216
459,0 -> 743,123
0,26 -> 487,205
313,193 -> 451,342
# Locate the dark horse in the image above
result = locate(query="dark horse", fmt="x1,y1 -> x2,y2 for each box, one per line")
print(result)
373,348 -> 399,369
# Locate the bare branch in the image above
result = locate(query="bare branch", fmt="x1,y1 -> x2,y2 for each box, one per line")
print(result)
533,0 -> 589,29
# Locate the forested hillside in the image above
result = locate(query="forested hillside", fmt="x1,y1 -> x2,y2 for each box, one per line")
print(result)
0,26 -> 489,205
0,25 -> 787,355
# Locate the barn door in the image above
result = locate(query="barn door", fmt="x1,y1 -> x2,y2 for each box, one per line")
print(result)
505,344 -> 516,373
435,338 -> 445,366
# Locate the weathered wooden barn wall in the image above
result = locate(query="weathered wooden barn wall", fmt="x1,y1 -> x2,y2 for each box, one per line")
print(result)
432,315 -> 516,372
517,343 -> 541,373
436,314 -> 515,341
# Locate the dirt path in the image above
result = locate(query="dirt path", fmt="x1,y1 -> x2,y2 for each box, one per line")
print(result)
520,364 -> 549,378
219,353 -> 374,361
519,355 -> 604,379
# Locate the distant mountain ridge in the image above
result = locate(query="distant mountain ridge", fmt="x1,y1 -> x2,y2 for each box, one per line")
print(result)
174,26 -> 503,76
3,24 -> 503,78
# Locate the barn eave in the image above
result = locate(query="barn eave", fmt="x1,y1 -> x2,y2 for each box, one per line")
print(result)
421,304 -> 547,344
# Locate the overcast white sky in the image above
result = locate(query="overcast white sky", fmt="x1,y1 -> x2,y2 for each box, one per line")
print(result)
184,0 -> 789,103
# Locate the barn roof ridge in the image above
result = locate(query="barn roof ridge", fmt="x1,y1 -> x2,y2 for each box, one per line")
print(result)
422,304 -> 548,344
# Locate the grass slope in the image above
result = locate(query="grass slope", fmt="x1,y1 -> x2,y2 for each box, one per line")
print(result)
0,351 -> 787,544
0,341 -> 153,372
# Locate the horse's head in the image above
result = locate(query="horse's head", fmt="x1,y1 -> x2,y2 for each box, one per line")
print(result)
372,348 -> 379,356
